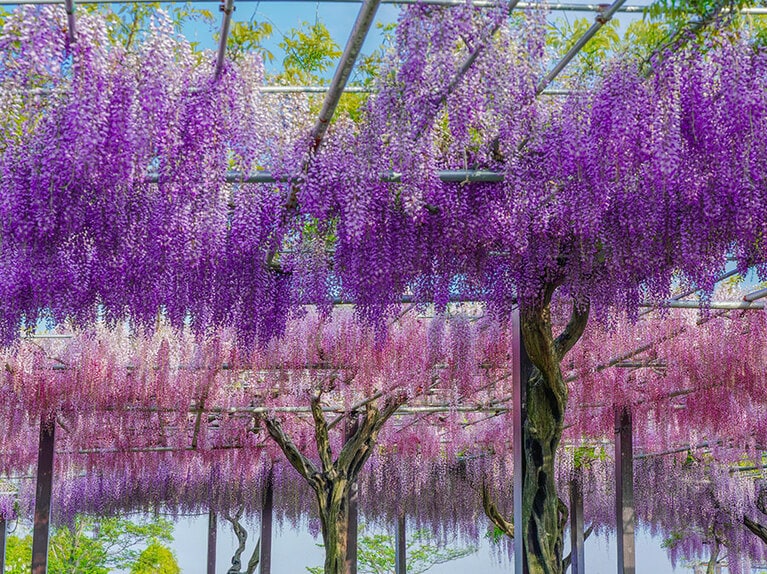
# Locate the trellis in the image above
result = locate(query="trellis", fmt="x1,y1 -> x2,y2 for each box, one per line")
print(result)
2,0 -> 767,572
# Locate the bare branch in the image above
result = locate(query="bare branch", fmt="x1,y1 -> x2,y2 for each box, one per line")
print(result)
263,416 -> 320,483
481,483 -> 514,539
555,300 -> 590,361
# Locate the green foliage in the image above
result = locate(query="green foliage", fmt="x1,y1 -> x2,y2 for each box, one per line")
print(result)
227,20 -> 275,63
130,542 -> 181,574
4,514 -> 176,574
5,534 -> 32,574
279,21 -> 341,82
548,17 -> 622,73
572,445 -> 608,469
307,526 -> 476,574
661,529 -> 685,549
485,524 -> 507,544
82,2 -> 215,51
644,0 -> 743,29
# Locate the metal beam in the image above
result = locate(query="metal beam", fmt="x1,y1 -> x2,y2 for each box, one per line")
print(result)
615,408 -> 635,574
145,169 -> 506,184
639,269 -> 739,317
207,511 -> 217,574
260,476 -> 273,574
214,0 -> 236,80
569,478 -> 585,574
3,0 -> 766,12
0,518 -> 6,574
429,0 -> 521,122
395,513 -> 406,574
311,0 -> 380,150
641,300 -> 766,310
345,419 -> 359,574
743,287 -> 767,302
537,0 -> 628,94
32,417 -> 55,574
64,0 -> 75,43
512,308 -> 531,574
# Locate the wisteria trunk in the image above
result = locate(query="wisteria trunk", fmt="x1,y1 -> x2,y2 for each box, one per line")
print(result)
520,300 -> 588,574
315,478 -> 351,574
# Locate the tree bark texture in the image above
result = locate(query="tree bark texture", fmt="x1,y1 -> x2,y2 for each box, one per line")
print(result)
520,295 -> 589,574
264,394 -> 404,574
481,482 -> 593,573
224,507 -> 260,574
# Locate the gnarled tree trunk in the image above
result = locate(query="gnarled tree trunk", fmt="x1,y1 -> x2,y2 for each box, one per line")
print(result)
519,294 -> 589,574
316,478 -> 351,574
264,394 -> 404,574
223,506 -> 260,574
481,482 -> 594,572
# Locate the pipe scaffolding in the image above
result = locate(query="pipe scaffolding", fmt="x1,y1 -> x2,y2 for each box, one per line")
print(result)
311,0 -> 381,151
214,0 -> 236,80
3,0 -> 767,13
536,0 -> 629,93
64,0 -> 75,43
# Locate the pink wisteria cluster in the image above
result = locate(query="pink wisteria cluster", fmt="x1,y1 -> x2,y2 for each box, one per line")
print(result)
2,304 -> 767,526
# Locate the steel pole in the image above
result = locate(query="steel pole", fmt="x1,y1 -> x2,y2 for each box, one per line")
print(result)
260,476 -> 273,574
32,417 -> 55,574
512,308 -> 531,573
615,408 -> 635,574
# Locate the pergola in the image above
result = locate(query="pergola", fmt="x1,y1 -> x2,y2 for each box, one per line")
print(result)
1,0 -> 767,573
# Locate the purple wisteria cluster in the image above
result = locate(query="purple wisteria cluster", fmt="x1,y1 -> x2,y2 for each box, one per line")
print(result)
1,6 -> 767,342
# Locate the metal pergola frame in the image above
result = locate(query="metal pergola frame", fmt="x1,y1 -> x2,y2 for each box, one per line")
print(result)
3,0 -> 767,572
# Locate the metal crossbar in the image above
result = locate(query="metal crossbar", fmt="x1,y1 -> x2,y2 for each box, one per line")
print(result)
4,0 -> 767,13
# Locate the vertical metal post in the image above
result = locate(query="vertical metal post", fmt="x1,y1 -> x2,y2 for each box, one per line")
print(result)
345,419 -> 358,574
569,477 -> 585,574
207,510 -> 217,574
32,417 -> 55,574
260,476 -> 273,574
394,513 -> 406,574
512,308 -> 531,574
0,517 -> 7,573
346,482 -> 358,574
615,407 -> 635,574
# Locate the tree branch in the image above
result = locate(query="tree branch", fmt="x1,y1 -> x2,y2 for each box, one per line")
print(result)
263,416 -> 320,483
745,515 -> 767,545
481,483 -> 514,538
337,395 -> 406,479
554,300 -> 590,361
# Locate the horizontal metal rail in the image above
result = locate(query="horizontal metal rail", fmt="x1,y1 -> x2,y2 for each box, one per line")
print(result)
143,169 -> 506,183
743,286 -> 767,302
3,0 -> 767,13
641,300 -> 766,310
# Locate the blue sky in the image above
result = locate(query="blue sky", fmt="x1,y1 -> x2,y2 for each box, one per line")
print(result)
178,0 -> 401,75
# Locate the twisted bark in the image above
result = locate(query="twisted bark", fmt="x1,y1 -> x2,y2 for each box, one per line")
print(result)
520,295 -> 589,574
264,393 -> 405,574
481,483 -> 594,572
223,507 -> 260,574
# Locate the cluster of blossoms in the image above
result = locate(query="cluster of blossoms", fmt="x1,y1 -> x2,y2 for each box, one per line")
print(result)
1,5 -> 766,342
0,302 -> 766,562
3,4 -> 767,570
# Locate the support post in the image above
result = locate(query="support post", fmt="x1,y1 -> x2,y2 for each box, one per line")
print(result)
615,407 -> 635,574
512,308 -> 530,574
569,477 -> 585,574
207,510 -> 217,574
32,417 -> 55,574
1,517 -> 7,573
260,476 -> 273,574
395,513 -> 406,574
345,419 -> 359,574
